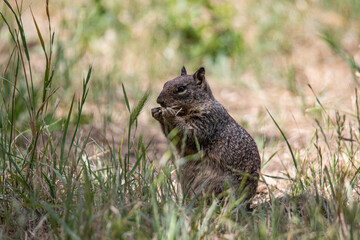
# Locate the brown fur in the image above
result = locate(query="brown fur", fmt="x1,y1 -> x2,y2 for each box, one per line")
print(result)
151,67 -> 261,202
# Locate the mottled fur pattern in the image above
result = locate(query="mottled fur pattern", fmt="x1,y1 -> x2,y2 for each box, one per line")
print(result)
152,67 -> 260,202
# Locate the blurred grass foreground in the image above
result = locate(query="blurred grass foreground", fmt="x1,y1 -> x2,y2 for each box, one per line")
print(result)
1,0 -> 360,239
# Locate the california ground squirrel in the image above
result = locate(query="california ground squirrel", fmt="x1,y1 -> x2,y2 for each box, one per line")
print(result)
151,66 -> 260,202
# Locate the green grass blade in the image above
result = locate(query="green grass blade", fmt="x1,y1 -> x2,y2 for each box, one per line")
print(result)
324,166 -> 336,198
261,173 -> 294,182
266,108 -> 297,170
196,199 -> 218,239
0,12 -> 16,43
3,0 -> 30,61
122,83 -> 131,112
30,8 -> 51,103
60,95 -> 75,171
351,165 -> 360,188
315,119 -> 330,151
262,148 -> 282,170
66,67 -> 92,161
30,9 -> 47,54
39,162 -> 66,185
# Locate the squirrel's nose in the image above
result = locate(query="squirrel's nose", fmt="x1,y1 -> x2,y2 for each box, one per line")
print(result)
157,95 -> 165,106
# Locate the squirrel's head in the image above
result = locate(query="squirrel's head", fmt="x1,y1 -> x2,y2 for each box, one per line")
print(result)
157,66 -> 214,112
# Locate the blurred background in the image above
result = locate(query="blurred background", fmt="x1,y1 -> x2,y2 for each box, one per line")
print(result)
1,0 -> 360,191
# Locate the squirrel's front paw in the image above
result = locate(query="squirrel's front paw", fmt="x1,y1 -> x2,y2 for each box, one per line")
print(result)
162,107 -> 177,119
151,107 -> 163,120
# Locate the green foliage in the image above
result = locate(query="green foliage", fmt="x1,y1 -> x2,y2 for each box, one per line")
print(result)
321,0 -> 360,20
162,0 -> 245,60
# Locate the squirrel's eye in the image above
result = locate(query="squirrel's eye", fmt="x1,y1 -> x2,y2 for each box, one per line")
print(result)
177,86 -> 186,93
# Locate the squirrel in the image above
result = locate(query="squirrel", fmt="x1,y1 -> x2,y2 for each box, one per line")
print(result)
151,66 -> 260,203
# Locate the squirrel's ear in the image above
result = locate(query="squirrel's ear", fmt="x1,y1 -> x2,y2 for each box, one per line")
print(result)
181,66 -> 187,76
193,67 -> 205,85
